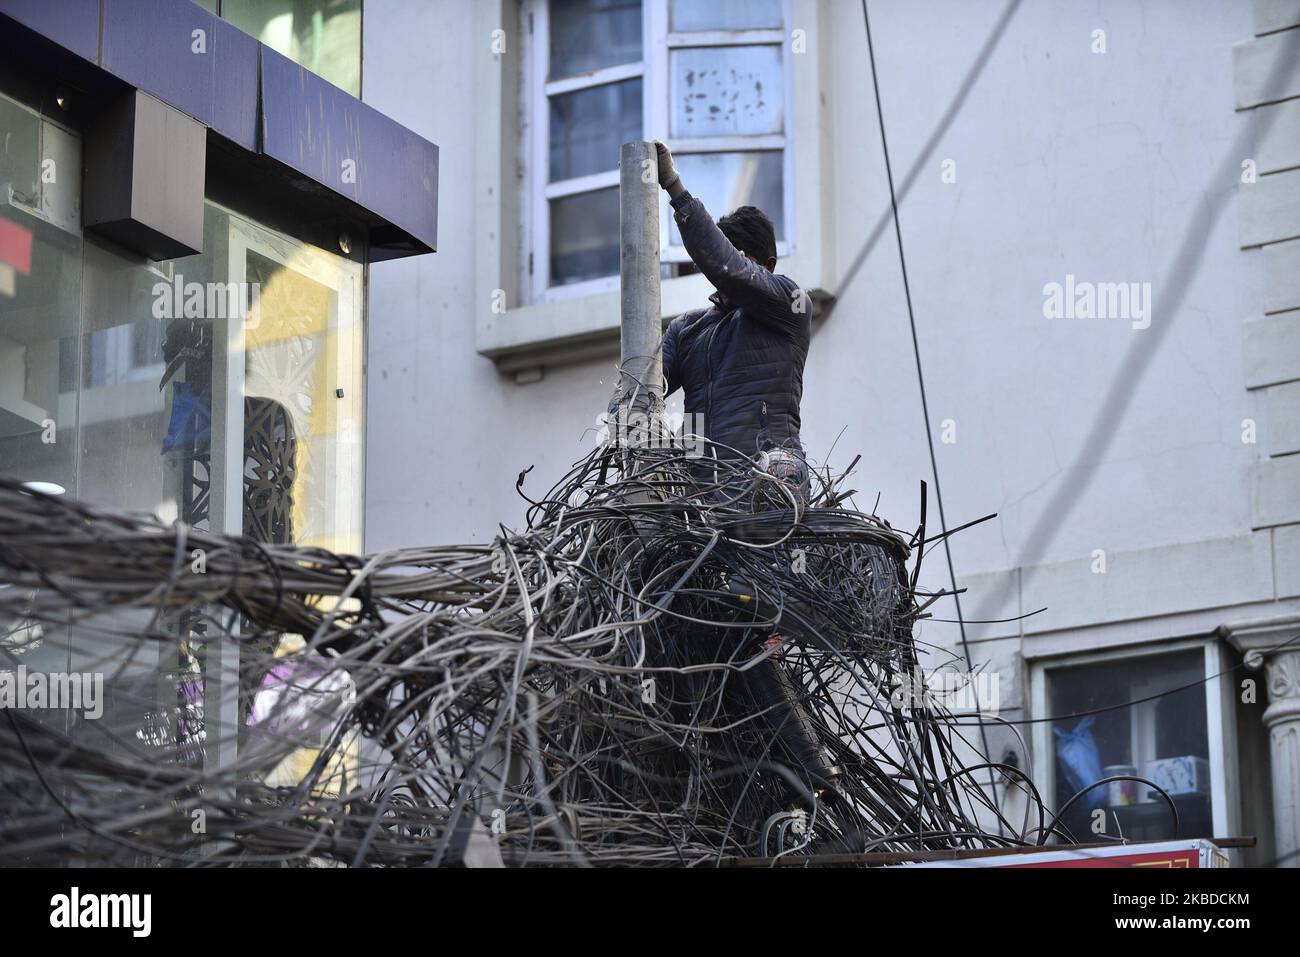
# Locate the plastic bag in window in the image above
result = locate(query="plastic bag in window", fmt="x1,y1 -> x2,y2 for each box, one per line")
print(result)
1053,715 -> 1106,810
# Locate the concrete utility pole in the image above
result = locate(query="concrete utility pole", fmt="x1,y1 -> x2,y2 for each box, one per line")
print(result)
618,141 -> 663,422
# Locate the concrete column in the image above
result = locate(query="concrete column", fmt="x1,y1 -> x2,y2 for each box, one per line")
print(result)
617,141 -> 663,431
1224,614 -> 1300,867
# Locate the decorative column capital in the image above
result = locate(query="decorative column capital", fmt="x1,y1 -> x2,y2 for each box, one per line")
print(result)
1222,614 -> 1300,865
1219,614 -> 1300,725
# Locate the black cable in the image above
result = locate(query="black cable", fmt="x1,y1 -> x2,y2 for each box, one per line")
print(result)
860,0 -> 999,814
942,630 -> 1300,727
0,449 -> 1017,865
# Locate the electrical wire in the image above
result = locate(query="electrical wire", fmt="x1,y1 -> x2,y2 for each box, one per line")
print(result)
0,441 -> 1071,866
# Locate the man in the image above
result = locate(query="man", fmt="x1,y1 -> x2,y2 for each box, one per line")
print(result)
651,145 -> 839,822
631,146 -> 835,837
639,140 -> 813,501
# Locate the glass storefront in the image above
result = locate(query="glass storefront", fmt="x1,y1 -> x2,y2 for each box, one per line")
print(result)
0,93 -> 365,548
0,89 -> 366,834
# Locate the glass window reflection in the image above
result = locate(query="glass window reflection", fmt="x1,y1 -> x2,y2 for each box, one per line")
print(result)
550,79 -> 643,182
550,0 -> 642,79
550,187 -> 620,286
668,151 -> 784,248
221,0 -> 363,97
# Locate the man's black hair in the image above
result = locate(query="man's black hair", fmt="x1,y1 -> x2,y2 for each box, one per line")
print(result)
717,205 -> 777,264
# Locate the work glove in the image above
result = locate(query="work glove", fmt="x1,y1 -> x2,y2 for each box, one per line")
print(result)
652,140 -> 680,191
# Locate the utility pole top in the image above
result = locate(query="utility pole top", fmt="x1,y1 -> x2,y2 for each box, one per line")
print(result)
618,141 -> 664,417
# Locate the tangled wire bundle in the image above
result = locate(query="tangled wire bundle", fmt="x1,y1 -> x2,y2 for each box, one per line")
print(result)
0,440 -> 1046,866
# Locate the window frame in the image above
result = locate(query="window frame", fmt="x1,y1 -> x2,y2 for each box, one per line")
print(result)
523,0 -> 795,303
474,0 -> 830,373
655,7 -> 795,268
525,0 -> 647,303
1027,636 -> 1237,845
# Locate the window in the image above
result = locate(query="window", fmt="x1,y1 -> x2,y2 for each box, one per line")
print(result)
197,0 -> 363,97
1032,642 -> 1229,846
1,198 -> 365,550
0,94 -> 81,500
476,0 -> 824,366
526,0 -> 792,299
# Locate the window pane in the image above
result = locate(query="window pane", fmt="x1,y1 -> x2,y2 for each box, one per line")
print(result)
670,0 -> 782,32
550,188 -> 619,286
550,79 -> 642,182
0,93 -> 41,216
671,45 -> 783,137
76,243 -> 203,519
221,0 -> 362,97
242,243 -> 364,553
669,152 -> 784,246
0,99 -> 80,499
550,0 -> 642,80
1047,650 -> 1212,845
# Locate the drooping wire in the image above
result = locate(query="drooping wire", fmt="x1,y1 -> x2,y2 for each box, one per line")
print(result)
859,0 -> 999,814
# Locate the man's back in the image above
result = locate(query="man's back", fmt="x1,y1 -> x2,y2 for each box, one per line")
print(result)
663,189 -> 812,460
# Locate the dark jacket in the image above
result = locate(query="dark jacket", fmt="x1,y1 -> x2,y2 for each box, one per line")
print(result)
664,190 -> 811,460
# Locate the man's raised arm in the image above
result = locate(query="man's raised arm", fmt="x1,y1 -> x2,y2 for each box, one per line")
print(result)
652,141 -> 805,332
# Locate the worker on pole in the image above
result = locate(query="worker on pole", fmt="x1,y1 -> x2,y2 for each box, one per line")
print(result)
613,141 -> 814,504
656,139 -> 812,502
640,146 -> 841,831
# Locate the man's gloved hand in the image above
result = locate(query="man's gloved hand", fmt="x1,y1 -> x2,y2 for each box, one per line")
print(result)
652,140 -> 680,191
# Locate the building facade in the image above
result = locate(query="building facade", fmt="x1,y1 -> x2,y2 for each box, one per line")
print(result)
362,0 -> 1300,865
2,0 -> 1297,868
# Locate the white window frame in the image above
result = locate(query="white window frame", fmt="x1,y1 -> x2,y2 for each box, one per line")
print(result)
474,0 -> 830,372
522,0 -> 795,304
524,0 -> 646,303
654,6 -> 795,268
1027,636 -> 1238,845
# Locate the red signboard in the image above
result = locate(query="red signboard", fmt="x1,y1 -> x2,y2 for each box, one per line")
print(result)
1010,848 -> 1202,868
908,839 -> 1229,868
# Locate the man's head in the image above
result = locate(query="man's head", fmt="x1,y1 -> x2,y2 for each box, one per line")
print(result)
718,206 -> 777,273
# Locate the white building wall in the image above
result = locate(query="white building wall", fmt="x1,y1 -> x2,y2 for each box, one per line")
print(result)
361,0 -> 1300,851
361,0 -> 616,543
363,0 -> 1292,618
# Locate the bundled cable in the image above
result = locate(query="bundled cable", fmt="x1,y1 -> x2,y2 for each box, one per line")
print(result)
0,439 -> 1055,866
